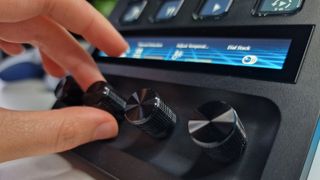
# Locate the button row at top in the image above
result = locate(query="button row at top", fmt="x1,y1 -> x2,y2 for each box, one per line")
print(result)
120,0 -> 304,24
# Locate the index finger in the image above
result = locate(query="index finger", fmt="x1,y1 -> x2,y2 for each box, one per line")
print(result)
45,0 -> 128,56
0,0 -> 128,56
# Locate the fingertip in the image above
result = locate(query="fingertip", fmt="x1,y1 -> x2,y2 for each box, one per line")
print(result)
62,106 -> 119,134
82,15 -> 129,57
103,29 -> 129,57
51,106 -> 119,151
94,120 -> 119,140
107,39 -> 129,57
70,68 -> 106,91
65,106 -> 119,140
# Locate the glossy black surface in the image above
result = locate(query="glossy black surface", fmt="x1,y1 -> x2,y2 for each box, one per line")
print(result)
190,102 -> 236,143
189,101 -> 247,163
125,88 -> 159,121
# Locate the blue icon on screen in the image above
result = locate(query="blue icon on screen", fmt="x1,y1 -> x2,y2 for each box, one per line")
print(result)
155,0 -> 184,21
242,55 -> 258,65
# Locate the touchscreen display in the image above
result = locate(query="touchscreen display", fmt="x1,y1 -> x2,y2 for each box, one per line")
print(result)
99,37 -> 292,70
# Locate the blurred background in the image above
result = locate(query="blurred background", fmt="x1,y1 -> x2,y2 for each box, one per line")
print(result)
89,0 -> 117,17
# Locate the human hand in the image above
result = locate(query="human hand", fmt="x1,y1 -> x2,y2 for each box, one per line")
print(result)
0,0 -> 128,162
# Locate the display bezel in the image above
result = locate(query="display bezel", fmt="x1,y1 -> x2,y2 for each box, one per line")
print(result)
93,25 -> 314,83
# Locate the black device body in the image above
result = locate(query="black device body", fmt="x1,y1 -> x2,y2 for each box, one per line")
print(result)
53,0 -> 320,179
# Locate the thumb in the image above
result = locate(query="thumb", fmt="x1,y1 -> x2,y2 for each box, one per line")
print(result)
0,107 -> 118,162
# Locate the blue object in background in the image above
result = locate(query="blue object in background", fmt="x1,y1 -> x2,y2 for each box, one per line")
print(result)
0,49 -> 44,82
0,62 -> 44,81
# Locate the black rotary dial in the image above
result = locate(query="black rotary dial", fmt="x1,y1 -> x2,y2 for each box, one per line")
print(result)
83,81 -> 126,122
125,88 -> 176,139
188,101 -> 247,163
54,76 -> 83,106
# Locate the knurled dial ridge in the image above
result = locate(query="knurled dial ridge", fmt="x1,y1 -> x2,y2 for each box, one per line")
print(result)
83,81 -> 126,122
125,88 -> 176,139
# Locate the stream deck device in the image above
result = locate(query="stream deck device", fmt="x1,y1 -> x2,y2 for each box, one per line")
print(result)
54,0 -> 320,179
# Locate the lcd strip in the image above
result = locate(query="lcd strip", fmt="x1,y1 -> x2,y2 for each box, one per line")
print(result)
93,25 -> 313,83
99,37 -> 292,70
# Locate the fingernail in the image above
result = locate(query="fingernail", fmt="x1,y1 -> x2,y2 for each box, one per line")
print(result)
94,122 -> 117,140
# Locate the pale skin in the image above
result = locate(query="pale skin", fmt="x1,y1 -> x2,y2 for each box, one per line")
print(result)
0,0 -> 128,162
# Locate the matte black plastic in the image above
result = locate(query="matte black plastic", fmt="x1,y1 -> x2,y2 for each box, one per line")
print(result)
54,75 -> 281,180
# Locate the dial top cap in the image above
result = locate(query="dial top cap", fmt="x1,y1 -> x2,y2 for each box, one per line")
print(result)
189,101 -> 236,144
125,88 -> 159,123
84,81 -> 111,104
